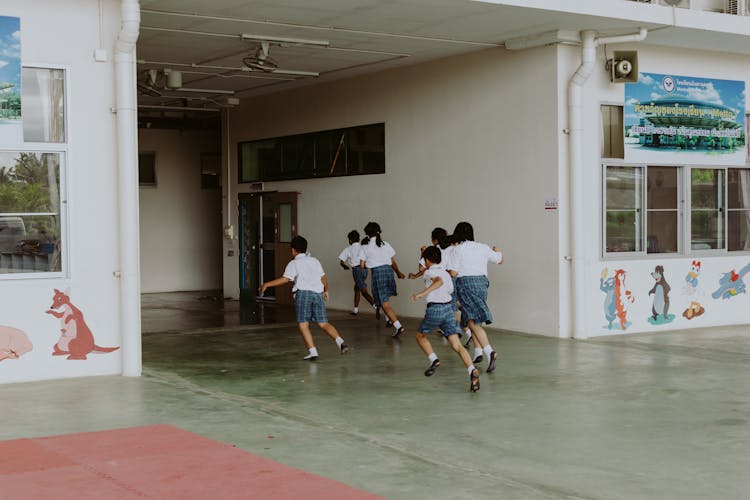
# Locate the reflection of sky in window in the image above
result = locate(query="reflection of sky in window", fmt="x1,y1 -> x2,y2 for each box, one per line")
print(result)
0,16 -> 20,87
625,73 -> 745,127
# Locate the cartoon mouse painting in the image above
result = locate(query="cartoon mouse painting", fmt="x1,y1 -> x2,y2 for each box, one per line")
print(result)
45,288 -> 119,360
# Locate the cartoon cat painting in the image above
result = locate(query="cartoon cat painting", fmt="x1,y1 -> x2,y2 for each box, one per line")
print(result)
45,288 -> 119,360
0,326 -> 33,362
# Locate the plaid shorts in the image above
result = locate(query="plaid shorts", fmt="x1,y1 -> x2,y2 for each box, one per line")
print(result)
294,290 -> 328,324
352,267 -> 369,291
371,265 -> 397,305
418,302 -> 461,336
456,275 -> 493,328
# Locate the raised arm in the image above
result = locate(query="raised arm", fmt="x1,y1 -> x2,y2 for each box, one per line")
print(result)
410,276 -> 443,302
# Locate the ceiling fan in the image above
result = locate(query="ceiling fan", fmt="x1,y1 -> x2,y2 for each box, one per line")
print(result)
242,42 -> 278,72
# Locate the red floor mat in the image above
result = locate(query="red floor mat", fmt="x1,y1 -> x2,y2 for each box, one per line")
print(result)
0,425 -> 384,499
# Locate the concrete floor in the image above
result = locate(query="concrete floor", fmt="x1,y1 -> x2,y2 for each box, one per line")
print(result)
2,291 -> 750,499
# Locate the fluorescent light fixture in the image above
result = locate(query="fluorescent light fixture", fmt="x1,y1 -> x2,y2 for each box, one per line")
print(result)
241,33 -> 329,47
175,87 -> 236,95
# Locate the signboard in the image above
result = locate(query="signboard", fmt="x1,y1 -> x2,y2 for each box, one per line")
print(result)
0,16 -> 20,124
624,73 -> 746,165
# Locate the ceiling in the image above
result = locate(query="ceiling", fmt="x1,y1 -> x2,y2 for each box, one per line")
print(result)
134,0 -> 748,128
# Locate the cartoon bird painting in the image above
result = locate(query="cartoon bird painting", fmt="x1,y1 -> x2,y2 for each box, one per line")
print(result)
682,260 -> 705,320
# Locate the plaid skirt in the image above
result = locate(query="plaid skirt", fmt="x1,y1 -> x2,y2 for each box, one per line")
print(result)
371,264 -> 397,305
456,275 -> 493,328
418,302 -> 460,336
294,290 -> 328,324
352,267 -> 369,291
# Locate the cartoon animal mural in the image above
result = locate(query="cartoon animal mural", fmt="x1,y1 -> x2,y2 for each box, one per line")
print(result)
648,265 -> 674,325
45,288 -> 119,360
682,260 -> 705,320
0,326 -> 33,362
712,262 -> 750,300
600,268 -> 634,330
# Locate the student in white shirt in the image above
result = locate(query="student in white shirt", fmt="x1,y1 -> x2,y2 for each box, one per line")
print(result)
260,235 -> 350,361
338,230 -> 376,316
452,222 -> 503,374
359,221 -> 407,336
407,227 -> 448,280
410,246 -> 480,392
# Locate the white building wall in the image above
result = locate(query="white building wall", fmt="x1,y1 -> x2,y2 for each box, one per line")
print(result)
225,47 -> 561,336
566,42 -> 750,337
0,0 -> 124,384
138,129 -> 222,293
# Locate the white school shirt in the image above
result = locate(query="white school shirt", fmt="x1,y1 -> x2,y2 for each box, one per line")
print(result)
417,245 -> 442,269
423,265 -> 453,303
361,239 -> 396,268
338,242 -> 363,268
442,245 -> 458,273
454,241 -> 503,277
283,253 -> 325,293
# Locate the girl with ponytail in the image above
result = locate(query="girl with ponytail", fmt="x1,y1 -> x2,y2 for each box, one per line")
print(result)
360,222 -> 407,336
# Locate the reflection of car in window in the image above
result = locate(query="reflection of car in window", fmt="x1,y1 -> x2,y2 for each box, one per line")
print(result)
0,217 -> 27,252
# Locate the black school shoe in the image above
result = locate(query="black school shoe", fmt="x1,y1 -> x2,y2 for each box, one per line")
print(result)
424,359 -> 440,376
375,307 -> 381,320
340,343 -> 351,354
486,351 -> 498,373
303,354 -> 318,361
473,354 -> 483,364
392,326 -> 405,337
469,368 -> 480,392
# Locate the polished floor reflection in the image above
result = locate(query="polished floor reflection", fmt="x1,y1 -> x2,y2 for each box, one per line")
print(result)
2,292 -> 749,499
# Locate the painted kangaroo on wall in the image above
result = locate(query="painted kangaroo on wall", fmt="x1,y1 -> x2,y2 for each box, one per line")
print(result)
45,288 -> 119,360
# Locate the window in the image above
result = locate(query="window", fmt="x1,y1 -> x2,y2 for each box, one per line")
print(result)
690,168 -> 724,250
238,123 -> 385,182
0,152 -> 64,274
601,105 -> 624,159
604,164 -> 750,257
21,67 -> 66,143
138,152 -> 156,187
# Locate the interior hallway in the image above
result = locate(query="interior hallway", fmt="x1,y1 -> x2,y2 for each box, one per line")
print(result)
2,292 -> 749,499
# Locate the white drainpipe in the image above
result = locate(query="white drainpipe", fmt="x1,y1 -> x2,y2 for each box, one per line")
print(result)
115,0 -> 142,376
565,28 -> 646,339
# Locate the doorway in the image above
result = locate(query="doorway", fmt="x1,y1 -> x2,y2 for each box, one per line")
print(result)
239,192 -> 298,304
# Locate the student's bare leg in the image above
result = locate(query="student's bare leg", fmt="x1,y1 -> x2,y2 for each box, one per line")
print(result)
298,322 -> 315,349
447,334 -> 473,367
317,322 -> 340,341
361,288 -> 375,306
354,286 -> 361,307
468,320 -> 489,348
415,332 -> 435,357
381,302 -> 398,323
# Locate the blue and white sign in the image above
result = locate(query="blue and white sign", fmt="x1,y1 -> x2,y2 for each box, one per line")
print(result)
625,73 -> 746,165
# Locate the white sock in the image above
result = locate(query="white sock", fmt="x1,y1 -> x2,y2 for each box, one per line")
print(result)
373,303 -> 378,309
464,328 -> 472,337
335,337 -> 344,347
468,365 -> 476,374
474,347 -> 483,358
428,352 -> 438,363
483,345 -> 494,358
352,307 -> 358,314
393,320 -> 402,329
305,347 -> 319,359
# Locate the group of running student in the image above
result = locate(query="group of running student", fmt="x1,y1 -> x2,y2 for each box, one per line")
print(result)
259,221 -> 503,393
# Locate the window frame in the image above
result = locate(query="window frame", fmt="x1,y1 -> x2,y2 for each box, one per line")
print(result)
0,62 -> 71,280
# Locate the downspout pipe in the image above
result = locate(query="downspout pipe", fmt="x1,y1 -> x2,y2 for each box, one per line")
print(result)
115,0 -> 142,376
564,28 -> 646,339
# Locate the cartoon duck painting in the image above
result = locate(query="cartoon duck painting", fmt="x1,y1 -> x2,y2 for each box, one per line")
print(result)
682,260 -> 705,320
